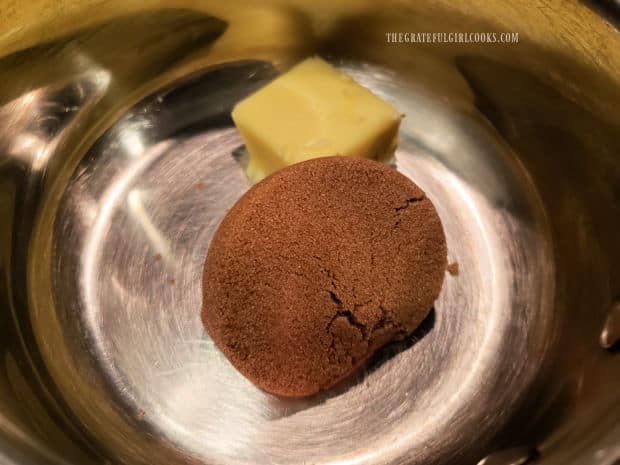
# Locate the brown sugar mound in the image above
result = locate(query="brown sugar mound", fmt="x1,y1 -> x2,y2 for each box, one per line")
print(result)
201,156 -> 447,397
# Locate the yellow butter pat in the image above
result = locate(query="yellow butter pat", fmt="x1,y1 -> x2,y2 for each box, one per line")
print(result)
232,57 -> 401,182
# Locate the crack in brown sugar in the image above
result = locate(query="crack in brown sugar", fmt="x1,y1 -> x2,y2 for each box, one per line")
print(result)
394,195 -> 425,212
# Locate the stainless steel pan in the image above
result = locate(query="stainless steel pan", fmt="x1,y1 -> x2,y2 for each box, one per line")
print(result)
0,1 -> 619,465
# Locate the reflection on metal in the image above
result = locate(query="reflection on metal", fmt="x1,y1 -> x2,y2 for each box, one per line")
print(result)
600,299 -> 620,350
0,72 -> 109,169
42,59 -> 557,465
477,447 -> 538,465
0,2 -> 619,465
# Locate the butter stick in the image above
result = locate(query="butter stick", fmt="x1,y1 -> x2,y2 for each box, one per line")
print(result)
232,57 -> 401,182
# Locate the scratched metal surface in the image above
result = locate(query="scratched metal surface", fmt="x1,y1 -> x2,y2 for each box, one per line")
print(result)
1,3 -> 620,465
38,60 -> 554,465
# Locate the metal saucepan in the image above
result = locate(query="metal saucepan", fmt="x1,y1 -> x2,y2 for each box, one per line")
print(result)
0,1 -> 619,465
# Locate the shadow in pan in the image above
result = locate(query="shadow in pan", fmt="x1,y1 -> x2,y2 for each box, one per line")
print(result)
269,308 -> 436,415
